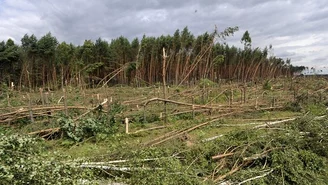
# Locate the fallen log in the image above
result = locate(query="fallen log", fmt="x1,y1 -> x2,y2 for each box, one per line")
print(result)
253,118 -> 296,128
132,126 -> 166,134
28,127 -> 60,136
148,111 -> 243,146
202,134 -> 224,142
143,129 -> 182,146
0,105 -> 87,117
143,97 -> 255,110
27,99 -> 109,137
0,106 -> 89,123
147,106 -> 285,146
80,164 -> 162,171
73,98 -> 108,122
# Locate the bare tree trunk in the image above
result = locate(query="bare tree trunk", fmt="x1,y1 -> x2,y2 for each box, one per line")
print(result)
27,93 -> 34,123
42,64 -> 45,89
61,65 -> 64,89
175,54 -> 180,85
162,48 -> 168,124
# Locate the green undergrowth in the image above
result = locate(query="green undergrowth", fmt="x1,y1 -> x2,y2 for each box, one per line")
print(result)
113,115 -> 328,184
52,112 -> 328,184
1,78 -> 328,184
42,113 -> 328,185
0,134 -> 95,184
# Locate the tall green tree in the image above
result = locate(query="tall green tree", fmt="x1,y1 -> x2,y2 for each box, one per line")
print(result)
0,27 -> 304,89
37,32 -> 58,89
56,41 -> 75,88
241,30 -> 252,49
0,39 -> 20,86
20,34 -> 38,89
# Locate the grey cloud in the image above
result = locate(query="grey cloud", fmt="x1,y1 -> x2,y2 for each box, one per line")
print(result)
313,57 -> 327,62
304,9 -> 328,22
277,51 -> 297,58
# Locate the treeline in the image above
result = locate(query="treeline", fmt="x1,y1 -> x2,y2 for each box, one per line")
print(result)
0,26 -> 304,90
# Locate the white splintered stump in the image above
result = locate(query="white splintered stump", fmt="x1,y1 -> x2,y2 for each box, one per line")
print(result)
39,88 -> 44,106
192,105 -> 195,119
110,97 -> 113,103
97,94 -> 100,104
63,88 -> 68,116
255,97 -> 258,109
159,112 -> 163,119
11,82 -> 14,90
125,118 -> 129,134
44,92 -> 49,104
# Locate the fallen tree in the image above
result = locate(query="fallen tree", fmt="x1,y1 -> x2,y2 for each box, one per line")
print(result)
145,106 -> 284,146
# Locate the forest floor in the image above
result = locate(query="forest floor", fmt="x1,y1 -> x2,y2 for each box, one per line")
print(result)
1,77 -> 328,184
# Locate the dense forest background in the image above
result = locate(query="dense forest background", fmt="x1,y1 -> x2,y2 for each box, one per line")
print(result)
0,26 -> 305,91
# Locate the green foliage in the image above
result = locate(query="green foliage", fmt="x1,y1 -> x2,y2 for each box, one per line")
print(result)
0,25 -> 298,89
58,116 -> 111,142
0,83 -> 8,100
270,149 -> 327,184
214,116 -> 328,184
58,103 -> 125,142
85,62 -> 104,73
118,115 -> 328,184
124,148 -> 204,185
217,26 -> 239,39
0,134 -> 94,184
263,80 -> 272,90
37,32 -> 58,57
213,54 -> 225,65
304,103 -> 326,116
0,39 -> 21,83
174,112 -> 194,120
284,101 -> 302,112
241,30 -> 252,48
199,78 -> 216,88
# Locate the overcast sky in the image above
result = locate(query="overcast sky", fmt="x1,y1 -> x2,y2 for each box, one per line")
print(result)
0,0 -> 327,68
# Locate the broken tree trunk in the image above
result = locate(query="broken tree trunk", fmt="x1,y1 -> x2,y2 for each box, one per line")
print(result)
162,48 -> 168,124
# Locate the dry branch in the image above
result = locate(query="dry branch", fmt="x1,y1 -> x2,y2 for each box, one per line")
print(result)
169,109 -> 211,116
202,134 -> 224,142
96,67 -> 121,87
0,106 -> 88,123
144,97 -> 218,110
0,106 -> 87,117
205,89 -> 228,105
143,129 -> 182,146
213,147 -> 282,182
212,152 -> 234,160
27,99 -> 108,138
101,64 -> 128,87
148,112 -> 242,146
143,97 -> 273,113
243,147 -> 282,161
28,127 -> 60,136
146,106 -> 284,146
237,169 -> 274,185
253,118 -> 296,128
73,98 -> 108,122
214,163 -> 245,182
132,126 -> 166,134
77,156 -> 179,166
121,97 -> 148,105
80,164 -> 162,171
